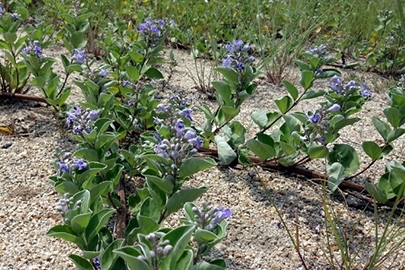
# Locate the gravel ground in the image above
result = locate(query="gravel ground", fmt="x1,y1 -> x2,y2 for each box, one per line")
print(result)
1,47 -> 405,269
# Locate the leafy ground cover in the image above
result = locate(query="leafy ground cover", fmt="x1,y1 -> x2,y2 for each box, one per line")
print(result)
1,0 -> 405,269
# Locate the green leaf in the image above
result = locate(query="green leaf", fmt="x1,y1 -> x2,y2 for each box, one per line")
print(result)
328,144 -> 359,175
85,209 -> 115,242
300,70 -> 314,90
194,228 -> 218,243
251,110 -> 268,129
71,212 -> 92,234
162,225 -> 195,270
145,175 -> 174,194
384,107 -> 402,128
283,80 -> 299,100
125,66 -> 140,81
128,51 -> 143,63
113,247 -> 152,270
212,81 -> 233,106
70,31 -> 85,49
246,139 -> 276,161
191,260 -> 227,270
308,145 -> 329,159
327,162 -> 346,192
280,142 -> 296,155
46,225 -> 85,249
301,89 -> 326,100
100,239 -> 125,270
365,182 -> 389,203
215,67 -> 239,85
178,157 -> 216,179
125,215 -> 160,245
165,188 -> 207,218
372,117 -> 390,141
69,254 -> 93,270
4,32 -> 17,44
215,136 -> 237,165
89,181 -> 112,204
175,249 -> 193,270
387,128 -> 405,143
144,67 -> 164,79
55,181 -> 79,195
294,59 -> 311,71
274,96 -> 293,113
362,141 -> 382,160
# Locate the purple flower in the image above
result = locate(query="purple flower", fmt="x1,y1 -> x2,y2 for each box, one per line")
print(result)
188,136 -> 202,148
360,82 -> 371,98
207,208 -> 231,230
222,56 -> 233,67
327,104 -> 340,113
122,80 -> 130,87
0,7 -> 4,18
246,56 -> 255,63
21,40 -> 42,57
315,136 -> 326,145
174,120 -> 185,137
86,110 -> 99,121
233,40 -> 244,49
345,80 -> 358,92
57,162 -> 70,175
328,75 -> 343,94
73,158 -> 88,170
309,113 -> 321,125
72,49 -> 85,64
315,69 -> 323,76
307,44 -> 327,56
225,44 -> 235,53
179,108 -> 193,121
154,144 -> 169,159
236,61 -> 244,70
98,69 -> 109,77
93,257 -> 101,269
156,103 -> 168,112
10,13 -> 19,20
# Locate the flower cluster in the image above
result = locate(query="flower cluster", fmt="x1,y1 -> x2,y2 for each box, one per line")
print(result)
222,39 -> 255,71
137,233 -> 173,266
307,44 -> 328,57
153,97 -> 202,182
56,158 -> 89,176
187,202 -> 231,231
66,106 -> 99,134
137,18 -> 174,47
22,40 -> 42,57
293,103 -> 341,145
328,75 -> 372,98
56,193 -> 70,213
72,49 -> 85,64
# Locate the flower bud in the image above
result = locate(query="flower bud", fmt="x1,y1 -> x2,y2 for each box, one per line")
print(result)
163,245 -> 173,256
327,104 -> 340,113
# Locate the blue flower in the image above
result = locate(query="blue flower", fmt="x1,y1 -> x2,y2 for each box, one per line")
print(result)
207,208 -> 231,230
327,104 -> 340,113
225,44 -> 235,53
236,61 -> 244,70
73,158 -> 88,170
86,110 -> 99,121
122,80 -> 130,87
21,40 -> 42,57
98,69 -> 109,77
222,56 -> 233,67
360,82 -> 371,98
93,257 -> 101,269
57,162 -> 70,176
315,136 -> 326,145
328,75 -> 343,94
309,113 -> 321,125
72,49 -> 85,64
179,108 -> 193,121
174,120 -> 185,137
10,13 -> 19,20
156,103 -> 168,112
233,40 -> 244,49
